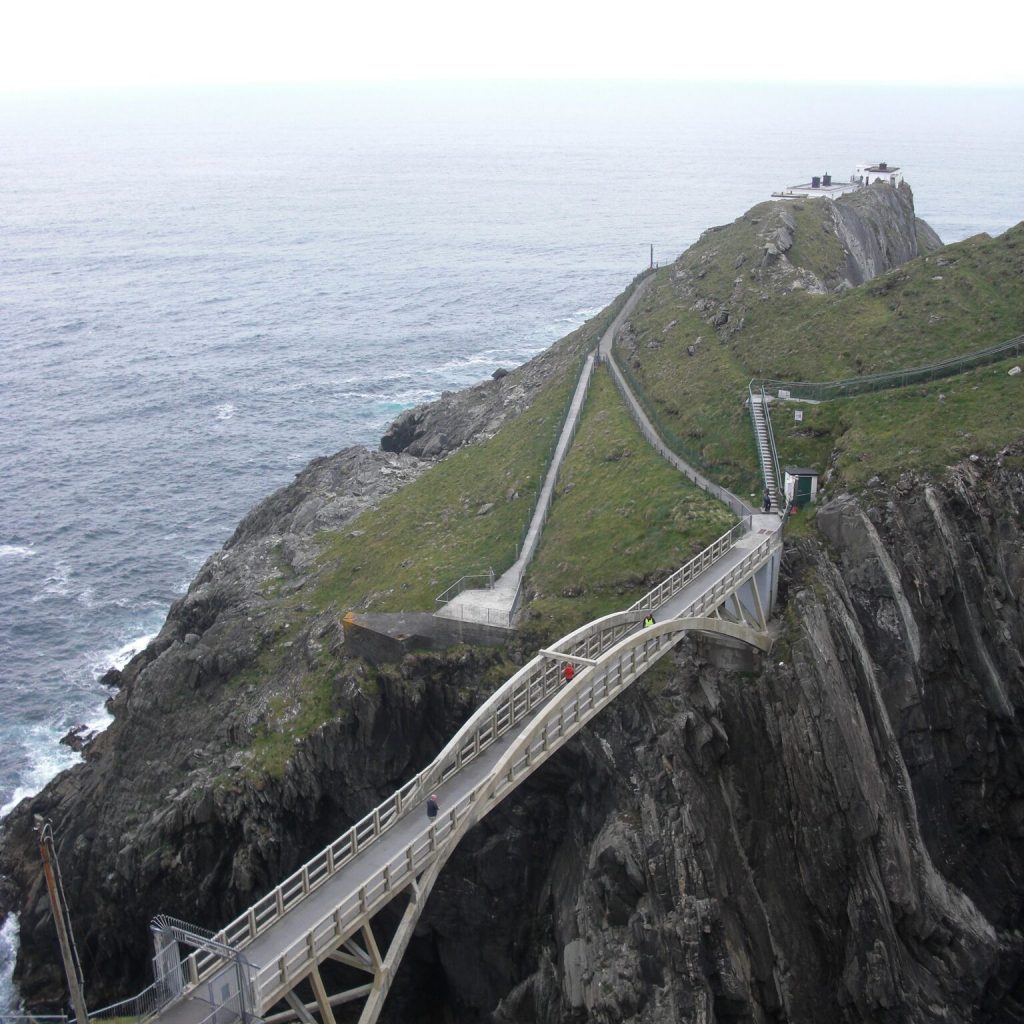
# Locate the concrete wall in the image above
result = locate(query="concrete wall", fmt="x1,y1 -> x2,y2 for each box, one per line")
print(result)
342,611 -> 512,663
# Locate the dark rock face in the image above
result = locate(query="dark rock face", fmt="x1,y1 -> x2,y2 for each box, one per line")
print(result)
4,444 -> 1021,1023
831,182 -> 943,287
404,449 -> 1023,1024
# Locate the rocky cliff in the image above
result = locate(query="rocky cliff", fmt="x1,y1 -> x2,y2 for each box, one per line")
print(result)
2,188 -> 1021,1023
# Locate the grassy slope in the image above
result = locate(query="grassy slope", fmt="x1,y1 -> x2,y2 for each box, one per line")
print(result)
310,366 -> 579,615
621,221 -> 1024,493
522,368 -> 736,638
234,213 -> 1022,776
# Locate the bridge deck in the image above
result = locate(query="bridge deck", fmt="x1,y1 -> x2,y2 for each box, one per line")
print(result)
156,517 -> 779,1024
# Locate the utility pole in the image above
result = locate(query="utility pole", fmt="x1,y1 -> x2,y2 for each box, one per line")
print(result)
36,818 -> 89,1024
650,244 -> 654,269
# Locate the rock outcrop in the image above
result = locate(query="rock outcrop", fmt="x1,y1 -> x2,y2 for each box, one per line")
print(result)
668,182 -> 942,342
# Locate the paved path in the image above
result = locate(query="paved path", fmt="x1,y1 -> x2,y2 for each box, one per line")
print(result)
437,278 -> 655,625
600,319 -> 755,518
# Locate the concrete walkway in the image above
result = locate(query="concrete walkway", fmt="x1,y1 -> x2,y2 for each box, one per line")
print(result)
600,320 -> 756,518
437,279 -> 655,626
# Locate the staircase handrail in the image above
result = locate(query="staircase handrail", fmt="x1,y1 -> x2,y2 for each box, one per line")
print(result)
747,381 -> 782,503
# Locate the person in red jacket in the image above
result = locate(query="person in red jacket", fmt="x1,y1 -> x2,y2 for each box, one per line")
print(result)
563,662 -> 575,683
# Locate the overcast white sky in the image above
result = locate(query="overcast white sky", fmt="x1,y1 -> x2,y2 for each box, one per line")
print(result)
2,0 -> 1022,92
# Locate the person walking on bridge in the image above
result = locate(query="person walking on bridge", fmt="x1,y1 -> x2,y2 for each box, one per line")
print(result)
643,613 -> 655,628
426,793 -> 439,820
762,490 -> 772,513
563,662 -> 575,683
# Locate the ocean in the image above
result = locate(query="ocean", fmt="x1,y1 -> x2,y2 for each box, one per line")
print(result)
1,80 -> 1022,1008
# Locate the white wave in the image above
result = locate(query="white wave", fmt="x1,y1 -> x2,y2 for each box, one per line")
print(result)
0,726 -> 79,818
32,563 -> 71,601
0,545 -> 35,559
108,632 -> 157,672
0,913 -> 20,1012
0,629 -> 156,820
215,402 -> 235,420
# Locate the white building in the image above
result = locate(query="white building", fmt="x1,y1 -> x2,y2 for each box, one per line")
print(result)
851,162 -> 903,187
771,172 -> 859,200
772,161 -> 904,201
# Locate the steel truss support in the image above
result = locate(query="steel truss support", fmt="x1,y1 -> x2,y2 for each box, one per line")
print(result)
261,858 -> 451,1024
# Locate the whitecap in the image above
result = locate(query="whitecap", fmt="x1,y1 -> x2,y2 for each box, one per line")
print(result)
108,632 -> 157,672
86,631 -> 158,681
0,726 -> 79,818
0,545 -> 35,559
32,564 -> 71,601
215,403 -> 235,421
0,913 -> 19,1012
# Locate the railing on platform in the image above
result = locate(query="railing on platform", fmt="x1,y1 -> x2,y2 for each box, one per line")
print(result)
434,572 -> 495,608
88,979 -> 172,1022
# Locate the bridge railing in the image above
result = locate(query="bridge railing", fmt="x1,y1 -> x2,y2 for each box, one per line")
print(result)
627,519 -> 749,614
249,528 -> 781,1010
181,517 -> 752,987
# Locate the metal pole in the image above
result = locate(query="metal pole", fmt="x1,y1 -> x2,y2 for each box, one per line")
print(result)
35,820 -> 89,1024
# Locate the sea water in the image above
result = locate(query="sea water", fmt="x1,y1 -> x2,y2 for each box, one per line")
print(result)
1,81 -> 1022,1008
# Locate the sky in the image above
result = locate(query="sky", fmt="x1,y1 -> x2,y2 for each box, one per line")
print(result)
1,0 -> 1023,92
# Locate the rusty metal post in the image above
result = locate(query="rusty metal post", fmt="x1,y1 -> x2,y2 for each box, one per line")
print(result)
36,819 -> 89,1024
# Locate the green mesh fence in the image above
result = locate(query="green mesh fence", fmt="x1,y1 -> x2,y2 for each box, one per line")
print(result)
755,334 -> 1024,401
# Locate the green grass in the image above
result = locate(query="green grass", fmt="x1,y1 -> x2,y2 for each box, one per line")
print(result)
619,222 -> 1024,493
247,667 -> 337,778
522,368 -> 736,636
310,366 -> 580,615
617,268 -> 761,495
734,226 -> 1024,381
819,356 -> 1024,486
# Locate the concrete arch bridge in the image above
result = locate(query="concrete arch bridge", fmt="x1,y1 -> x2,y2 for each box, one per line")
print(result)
89,515 -> 780,1024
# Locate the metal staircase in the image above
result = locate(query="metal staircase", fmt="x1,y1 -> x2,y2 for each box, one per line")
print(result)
749,386 -> 781,512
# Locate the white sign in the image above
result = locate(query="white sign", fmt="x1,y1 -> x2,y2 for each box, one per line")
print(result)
794,409 -> 803,422
778,389 -> 791,399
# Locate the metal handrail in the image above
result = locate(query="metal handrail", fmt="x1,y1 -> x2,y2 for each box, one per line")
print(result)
434,573 -> 494,607
88,979 -> 168,1021
178,518 -> 750,987
247,530 -> 780,1010
606,349 -> 752,517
